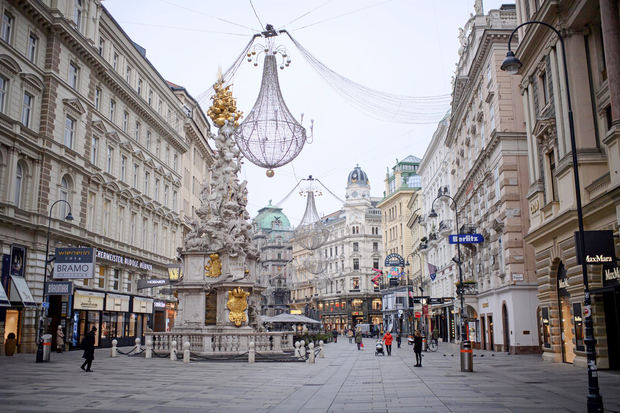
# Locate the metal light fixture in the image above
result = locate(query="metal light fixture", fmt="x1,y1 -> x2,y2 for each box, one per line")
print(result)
501,20 -> 603,412
428,209 -> 438,218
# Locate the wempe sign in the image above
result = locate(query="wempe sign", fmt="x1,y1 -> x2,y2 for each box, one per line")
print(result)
53,248 -> 95,279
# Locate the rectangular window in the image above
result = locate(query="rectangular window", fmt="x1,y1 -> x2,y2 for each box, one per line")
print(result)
154,178 -> 159,201
125,66 -> 132,83
130,213 -> 136,244
148,90 -> 153,105
91,136 -> 98,164
144,172 -> 150,196
111,269 -> 120,291
0,76 -> 6,113
146,131 -> 151,150
133,163 -> 138,187
164,185 -> 169,206
351,277 -> 360,290
373,260 -> 379,269
135,121 -> 140,142
353,258 -> 359,271
21,93 -> 33,127
353,242 -> 359,252
373,242 -> 378,252
97,265 -> 105,289
573,303 -> 585,351
98,37 -> 104,56
540,72 -> 549,105
74,0 -> 83,31
64,116 -> 75,148
172,190 -> 177,210
122,111 -> 128,132
548,150 -> 557,201
27,33 -> 37,62
106,146 -> 113,173
137,78 -> 142,95
87,191 -> 96,231
142,219 -> 148,249
69,62 -> 79,89
103,199 -> 110,236
109,100 -> 116,121
95,87 -> 101,110
120,156 -> 126,181
2,12 -> 13,43
113,53 -> 118,70
173,153 -> 178,171
489,105 -> 495,130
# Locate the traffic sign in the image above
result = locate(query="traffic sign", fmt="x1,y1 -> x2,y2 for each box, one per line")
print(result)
449,234 -> 484,244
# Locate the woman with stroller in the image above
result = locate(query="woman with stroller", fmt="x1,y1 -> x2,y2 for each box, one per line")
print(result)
413,330 -> 423,367
382,330 -> 393,356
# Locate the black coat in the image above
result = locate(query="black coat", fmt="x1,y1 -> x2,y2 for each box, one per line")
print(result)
81,330 -> 96,360
413,335 -> 423,353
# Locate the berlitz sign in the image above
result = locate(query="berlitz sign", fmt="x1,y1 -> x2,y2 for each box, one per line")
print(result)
575,230 -> 616,266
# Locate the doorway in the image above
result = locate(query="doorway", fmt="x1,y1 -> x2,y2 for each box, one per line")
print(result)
502,304 -> 510,353
480,315 -> 487,350
4,309 -> 20,343
603,288 -> 620,369
488,315 -> 494,351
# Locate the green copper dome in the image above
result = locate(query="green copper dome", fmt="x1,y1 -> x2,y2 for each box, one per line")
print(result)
253,200 -> 291,230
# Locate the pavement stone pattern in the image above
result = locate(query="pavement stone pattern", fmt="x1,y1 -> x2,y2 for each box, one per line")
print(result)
1,338 -> 619,412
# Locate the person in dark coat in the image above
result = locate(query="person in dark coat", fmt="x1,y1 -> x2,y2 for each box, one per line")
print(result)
396,331 -> 402,348
413,330 -> 423,367
80,326 -> 97,372
332,329 -> 338,343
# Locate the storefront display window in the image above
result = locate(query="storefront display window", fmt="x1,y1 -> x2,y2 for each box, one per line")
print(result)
573,303 -> 584,351
352,299 -> 363,309
128,313 -> 136,337
372,298 -> 382,310
541,307 -> 551,348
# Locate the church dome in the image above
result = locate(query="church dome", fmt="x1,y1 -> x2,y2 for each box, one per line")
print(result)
347,165 -> 369,187
253,201 -> 291,230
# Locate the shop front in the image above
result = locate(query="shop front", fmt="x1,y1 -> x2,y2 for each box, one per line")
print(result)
594,265 -> 620,369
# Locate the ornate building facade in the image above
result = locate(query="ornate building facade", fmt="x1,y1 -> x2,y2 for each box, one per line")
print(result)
0,0 -> 212,352
252,202 -> 293,317
516,0 -> 620,368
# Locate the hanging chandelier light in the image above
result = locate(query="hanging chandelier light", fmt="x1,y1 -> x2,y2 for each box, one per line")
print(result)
303,251 -> 327,275
234,33 -> 313,177
293,178 -> 329,251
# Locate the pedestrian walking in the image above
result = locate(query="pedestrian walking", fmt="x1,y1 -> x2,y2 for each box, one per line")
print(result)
4,332 -> 17,356
333,329 -> 338,343
80,326 -> 96,372
413,330 -> 423,367
396,331 -> 402,348
382,331 -> 393,356
347,328 -> 353,344
355,330 -> 363,351
56,325 -> 64,353
432,327 -> 440,347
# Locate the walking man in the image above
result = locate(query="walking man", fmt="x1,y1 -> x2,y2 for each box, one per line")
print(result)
396,331 -> 402,348
355,329 -> 363,351
432,327 -> 440,347
413,330 -> 423,367
80,326 -> 96,372
382,330 -> 393,356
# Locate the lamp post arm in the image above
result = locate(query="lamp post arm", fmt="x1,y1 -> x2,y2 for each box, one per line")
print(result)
507,20 -> 562,53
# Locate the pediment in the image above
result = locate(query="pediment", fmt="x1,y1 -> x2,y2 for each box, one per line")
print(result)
145,157 -> 156,168
133,149 -> 146,161
106,131 -> 120,143
20,73 -> 44,93
156,165 -> 165,174
90,173 -> 106,185
119,140 -> 134,152
119,189 -> 133,200
92,120 -> 107,134
104,181 -> 121,192
63,98 -> 86,116
0,54 -> 21,76
532,117 -> 556,139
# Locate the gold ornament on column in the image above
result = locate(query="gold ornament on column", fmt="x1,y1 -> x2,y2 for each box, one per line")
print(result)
227,287 -> 250,327
207,70 -> 243,128
204,253 -> 222,278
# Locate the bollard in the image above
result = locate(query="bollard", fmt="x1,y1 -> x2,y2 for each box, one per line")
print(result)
111,339 -> 118,358
170,340 -> 177,361
248,341 -> 255,364
183,341 -> 190,364
145,336 -> 152,359
294,341 -> 301,358
300,341 -> 306,360
307,342 -> 315,364
135,337 -> 141,354
318,340 -> 325,358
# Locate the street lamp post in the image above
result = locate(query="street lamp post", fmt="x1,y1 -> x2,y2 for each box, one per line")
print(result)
36,200 -> 73,363
428,193 -> 469,371
501,21 -> 603,412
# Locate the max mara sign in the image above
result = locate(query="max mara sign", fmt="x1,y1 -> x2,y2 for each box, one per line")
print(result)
575,230 -> 616,266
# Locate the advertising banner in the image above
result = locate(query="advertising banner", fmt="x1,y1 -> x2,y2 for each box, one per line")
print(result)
53,248 -> 95,279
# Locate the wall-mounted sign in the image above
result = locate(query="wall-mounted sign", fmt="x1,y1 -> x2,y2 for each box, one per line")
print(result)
45,281 -> 73,296
54,248 -> 95,279
96,249 -> 153,271
154,300 -> 166,309
429,298 -> 443,305
73,290 -> 104,311
384,253 -> 405,267
105,293 -> 130,312
137,279 -> 168,290
575,230 -> 616,265
512,273 -> 524,281
449,234 -> 484,244
604,265 -> 619,286
133,297 -> 153,313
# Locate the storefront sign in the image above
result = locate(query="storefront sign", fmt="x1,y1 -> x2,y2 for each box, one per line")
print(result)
512,273 -> 524,281
154,300 -> 166,309
133,297 -> 153,313
105,293 -> 130,312
575,230 -> 616,265
604,266 -> 620,286
137,279 -> 168,290
429,298 -> 443,305
54,248 -> 95,279
45,281 -> 73,296
96,249 -> 153,271
449,234 -> 484,244
73,290 -> 104,310
384,253 -> 405,267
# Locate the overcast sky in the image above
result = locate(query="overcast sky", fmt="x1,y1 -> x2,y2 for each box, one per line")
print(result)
104,0 -> 509,225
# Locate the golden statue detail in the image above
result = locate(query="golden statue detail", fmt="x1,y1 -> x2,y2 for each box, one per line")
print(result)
207,71 -> 243,128
204,253 -> 222,278
227,287 -> 250,327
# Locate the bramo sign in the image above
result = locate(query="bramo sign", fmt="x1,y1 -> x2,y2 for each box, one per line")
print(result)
53,248 -> 95,279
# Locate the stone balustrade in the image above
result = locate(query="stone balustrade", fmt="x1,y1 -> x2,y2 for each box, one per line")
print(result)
146,331 -> 295,355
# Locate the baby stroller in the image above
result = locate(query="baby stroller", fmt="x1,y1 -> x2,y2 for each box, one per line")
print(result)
375,340 -> 385,356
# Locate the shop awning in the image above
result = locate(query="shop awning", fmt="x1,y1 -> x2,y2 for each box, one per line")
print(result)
105,293 -> 130,312
0,282 -> 9,307
10,275 -> 37,307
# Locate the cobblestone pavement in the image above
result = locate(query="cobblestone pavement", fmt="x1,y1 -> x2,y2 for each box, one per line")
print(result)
1,338 -> 619,413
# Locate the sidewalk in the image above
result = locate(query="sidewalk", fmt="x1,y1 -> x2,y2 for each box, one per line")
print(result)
0,339 -> 619,412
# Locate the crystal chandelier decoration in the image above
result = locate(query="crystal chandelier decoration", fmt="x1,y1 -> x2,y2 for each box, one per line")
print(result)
303,252 -> 327,275
234,32 -> 313,177
293,178 -> 329,251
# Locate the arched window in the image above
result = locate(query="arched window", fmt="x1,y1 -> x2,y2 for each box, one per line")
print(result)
59,176 -> 70,218
14,162 -> 23,207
